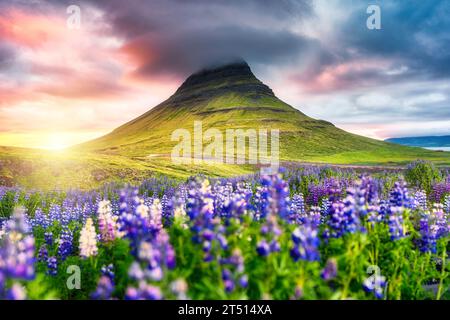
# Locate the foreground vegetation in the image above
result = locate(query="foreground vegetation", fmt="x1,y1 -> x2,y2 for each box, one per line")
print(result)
0,161 -> 449,300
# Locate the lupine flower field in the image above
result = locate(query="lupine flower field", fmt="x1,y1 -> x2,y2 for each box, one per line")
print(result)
0,161 -> 449,300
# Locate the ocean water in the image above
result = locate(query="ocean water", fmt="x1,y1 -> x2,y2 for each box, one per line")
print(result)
424,147 -> 450,151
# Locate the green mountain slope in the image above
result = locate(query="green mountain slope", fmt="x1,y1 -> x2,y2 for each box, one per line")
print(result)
76,61 -> 450,164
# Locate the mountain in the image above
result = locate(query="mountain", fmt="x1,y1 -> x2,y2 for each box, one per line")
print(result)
77,61 -> 408,161
386,135 -> 450,148
2,61 -> 450,189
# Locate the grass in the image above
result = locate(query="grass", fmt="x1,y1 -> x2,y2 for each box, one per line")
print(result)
0,146 -> 254,190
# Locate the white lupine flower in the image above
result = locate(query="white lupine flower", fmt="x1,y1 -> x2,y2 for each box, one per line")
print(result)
135,201 -> 149,218
79,218 -> 98,258
149,199 -> 162,229
97,200 -> 121,242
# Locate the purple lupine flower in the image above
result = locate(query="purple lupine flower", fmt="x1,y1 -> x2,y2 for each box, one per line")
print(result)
6,283 -> 27,300
128,262 -> 145,281
0,209 -> 35,280
37,245 -> 48,262
125,281 -> 162,300
91,276 -> 115,300
321,258 -> 337,280
430,182 -> 450,203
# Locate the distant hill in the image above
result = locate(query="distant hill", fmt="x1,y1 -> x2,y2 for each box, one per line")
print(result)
386,135 -> 450,148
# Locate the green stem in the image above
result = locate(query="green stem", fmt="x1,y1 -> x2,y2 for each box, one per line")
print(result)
436,246 -> 447,300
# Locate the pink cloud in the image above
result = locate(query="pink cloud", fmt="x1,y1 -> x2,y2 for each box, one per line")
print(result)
0,9 -> 67,49
291,59 -> 392,93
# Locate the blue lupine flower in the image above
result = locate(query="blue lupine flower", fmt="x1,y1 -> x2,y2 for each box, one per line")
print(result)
46,257 -> 58,276
0,209 -> 35,280
219,248 -> 247,293
444,195 -> 450,215
186,178 -> 218,261
387,206 -> 405,241
38,245 -> 48,263
44,232 -> 53,247
419,215 -> 437,253
259,171 -> 290,220
57,229 -> 74,260
289,193 -> 306,224
326,197 -> 361,238
431,203 -> 448,238
0,208 -> 35,299
412,190 -> 428,211
389,181 -> 412,208
101,264 -> 115,280
320,198 -> 331,221
363,274 -> 387,299
257,214 -> 282,256
290,224 -> 320,262
256,240 -> 270,257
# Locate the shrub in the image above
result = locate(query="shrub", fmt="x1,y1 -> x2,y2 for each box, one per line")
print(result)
405,160 -> 441,194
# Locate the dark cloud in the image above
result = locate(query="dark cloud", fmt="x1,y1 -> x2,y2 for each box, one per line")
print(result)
121,26 -> 321,79
84,0 -> 315,77
334,0 -> 450,81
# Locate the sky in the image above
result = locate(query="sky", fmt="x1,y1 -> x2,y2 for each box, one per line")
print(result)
0,0 -> 449,149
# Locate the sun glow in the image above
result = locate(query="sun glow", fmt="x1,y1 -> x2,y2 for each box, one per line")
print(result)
0,131 -> 106,150
44,134 -> 70,150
